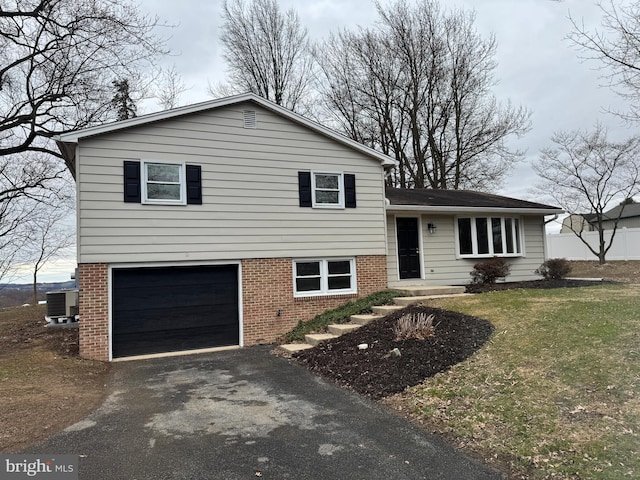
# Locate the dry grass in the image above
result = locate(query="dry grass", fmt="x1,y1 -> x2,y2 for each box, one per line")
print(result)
567,260 -> 640,284
384,284 -> 640,479
0,305 -> 110,452
393,311 -> 436,340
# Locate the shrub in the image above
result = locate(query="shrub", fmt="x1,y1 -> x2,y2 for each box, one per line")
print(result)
394,312 -> 436,340
535,258 -> 571,280
470,257 -> 511,284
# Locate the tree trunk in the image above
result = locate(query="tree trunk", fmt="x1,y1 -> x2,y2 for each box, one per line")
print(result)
32,271 -> 38,306
598,229 -> 606,265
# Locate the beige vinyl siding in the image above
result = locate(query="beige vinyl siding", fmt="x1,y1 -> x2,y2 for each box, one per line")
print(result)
387,214 -> 546,287
77,102 -> 387,264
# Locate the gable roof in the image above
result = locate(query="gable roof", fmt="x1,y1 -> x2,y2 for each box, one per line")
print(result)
385,187 -> 562,215
602,202 -> 640,220
56,93 -> 396,167
569,203 -> 640,224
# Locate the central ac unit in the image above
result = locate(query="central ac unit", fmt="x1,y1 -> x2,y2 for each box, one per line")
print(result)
46,290 -> 79,319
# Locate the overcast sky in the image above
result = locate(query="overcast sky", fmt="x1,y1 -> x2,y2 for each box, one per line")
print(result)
139,0 -> 634,199
26,0 -> 637,283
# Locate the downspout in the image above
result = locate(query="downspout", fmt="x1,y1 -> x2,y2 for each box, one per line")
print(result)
543,214 -> 559,260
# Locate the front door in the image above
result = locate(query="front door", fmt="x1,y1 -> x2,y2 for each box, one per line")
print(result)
396,217 -> 421,279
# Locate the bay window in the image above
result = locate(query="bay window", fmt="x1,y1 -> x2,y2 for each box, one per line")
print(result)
456,216 -> 523,257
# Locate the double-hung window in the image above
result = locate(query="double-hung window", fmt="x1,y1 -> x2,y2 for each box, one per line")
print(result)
294,259 -> 356,296
312,172 -> 344,208
457,216 -> 522,258
142,161 -> 186,205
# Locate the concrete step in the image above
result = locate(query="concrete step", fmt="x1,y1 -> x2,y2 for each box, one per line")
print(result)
279,343 -> 314,353
328,323 -> 361,336
371,305 -> 405,316
350,313 -> 381,325
395,285 -> 466,296
394,293 -> 473,307
304,333 -> 338,346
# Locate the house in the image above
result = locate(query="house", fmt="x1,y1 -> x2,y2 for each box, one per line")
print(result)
560,214 -> 597,234
560,203 -> 640,233
385,188 -> 561,287
58,93 -> 561,361
597,202 -> 640,230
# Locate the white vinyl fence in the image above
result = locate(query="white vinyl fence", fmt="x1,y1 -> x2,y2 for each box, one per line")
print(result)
546,227 -> 640,261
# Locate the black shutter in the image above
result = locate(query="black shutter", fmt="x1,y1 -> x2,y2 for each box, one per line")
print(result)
186,165 -> 202,205
123,161 -> 141,203
345,174 -> 356,208
298,171 -> 312,207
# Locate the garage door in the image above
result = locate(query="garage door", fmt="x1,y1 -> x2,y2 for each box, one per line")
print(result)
112,265 -> 239,358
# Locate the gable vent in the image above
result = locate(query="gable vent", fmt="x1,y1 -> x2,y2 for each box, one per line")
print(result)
243,110 -> 257,129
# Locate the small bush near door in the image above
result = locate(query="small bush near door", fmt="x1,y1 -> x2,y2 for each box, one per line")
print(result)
470,257 -> 511,284
535,258 -> 571,280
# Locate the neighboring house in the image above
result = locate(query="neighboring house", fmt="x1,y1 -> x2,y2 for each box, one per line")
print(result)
560,203 -> 640,233
598,203 -> 640,230
58,93 -> 561,361
560,214 -> 597,234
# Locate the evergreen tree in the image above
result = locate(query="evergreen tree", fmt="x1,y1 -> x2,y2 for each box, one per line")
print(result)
111,79 -> 137,121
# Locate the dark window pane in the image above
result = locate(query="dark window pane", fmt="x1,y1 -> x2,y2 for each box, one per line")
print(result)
296,277 -> 321,292
458,218 -> 472,255
505,218 -> 514,253
476,218 -> 489,254
515,219 -> 521,253
328,261 -> 351,275
328,275 -> 351,290
147,183 -> 181,200
147,163 -> 180,182
315,174 -> 339,189
296,262 -> 320,276
492,218 -> 503,254
315,190 -> 339,204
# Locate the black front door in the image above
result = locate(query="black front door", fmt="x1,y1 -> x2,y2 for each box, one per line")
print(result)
396,217 -> 421,279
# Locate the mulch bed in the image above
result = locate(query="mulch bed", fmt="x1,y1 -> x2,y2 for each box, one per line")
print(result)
465,278 -> 608,293
293,305 -> 493,399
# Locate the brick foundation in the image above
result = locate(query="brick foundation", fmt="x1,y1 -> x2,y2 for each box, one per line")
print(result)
241,255 -> 387,345
78,255 -> 387,361
78,263 -> 109,361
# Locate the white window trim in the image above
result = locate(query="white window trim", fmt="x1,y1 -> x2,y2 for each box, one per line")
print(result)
293,258 -> 357,297
454,216 -> 525,259
311,171 -> 345,209
141,159 -> 187,205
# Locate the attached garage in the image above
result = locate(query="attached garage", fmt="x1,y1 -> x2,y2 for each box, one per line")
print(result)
111,264 -> 240,358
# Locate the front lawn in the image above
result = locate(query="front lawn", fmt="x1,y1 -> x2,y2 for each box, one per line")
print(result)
385,284 -> 640,479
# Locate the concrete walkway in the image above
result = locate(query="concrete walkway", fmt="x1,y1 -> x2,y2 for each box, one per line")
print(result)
28,347 -> 502,479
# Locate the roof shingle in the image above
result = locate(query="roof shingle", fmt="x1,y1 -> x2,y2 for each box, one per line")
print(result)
385,187 -> 560,210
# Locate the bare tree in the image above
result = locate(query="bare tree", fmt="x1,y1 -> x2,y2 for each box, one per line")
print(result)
155,66 -> 188,110
315,0 -> 530,191
0,0 -> 168,178
21,201 -> 74,305
212,0 -> 314,113
568,1 -> 640,121
0,152 -> 69,283
534,123 -> 640,264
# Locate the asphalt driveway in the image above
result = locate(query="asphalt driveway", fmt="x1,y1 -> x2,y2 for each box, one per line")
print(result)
29,346 -> 502,479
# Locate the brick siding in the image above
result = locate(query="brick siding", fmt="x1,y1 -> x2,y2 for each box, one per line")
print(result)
241,255 -> 387,345
78,255 -> 387,360
78,263 -> 109,361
